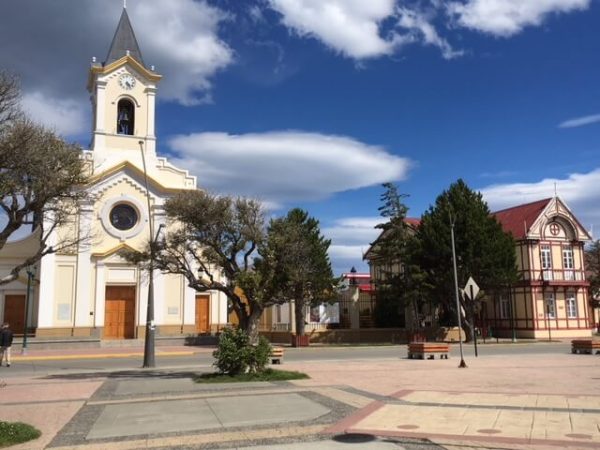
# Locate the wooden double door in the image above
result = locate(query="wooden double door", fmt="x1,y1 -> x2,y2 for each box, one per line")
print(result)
104,286 -> 136,339
195,295 -> 210,333
3,294 -> 26,335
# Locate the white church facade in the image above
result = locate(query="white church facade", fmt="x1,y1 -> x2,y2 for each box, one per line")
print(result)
0,8 -> 229,340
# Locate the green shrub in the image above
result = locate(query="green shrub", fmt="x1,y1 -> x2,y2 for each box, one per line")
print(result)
212,327 -> 271,375
0,421 -> 41,447
247,335 -> 271,373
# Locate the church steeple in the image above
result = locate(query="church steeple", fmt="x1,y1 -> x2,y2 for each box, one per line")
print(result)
89,6 -> 161,157
104,7 -> 145,68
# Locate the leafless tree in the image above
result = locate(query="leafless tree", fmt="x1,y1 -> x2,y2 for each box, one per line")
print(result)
0,71 -> 88,284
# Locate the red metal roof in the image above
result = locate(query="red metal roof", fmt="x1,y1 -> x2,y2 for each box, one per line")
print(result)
493,198 -> 551,239
405,217 -> 421,227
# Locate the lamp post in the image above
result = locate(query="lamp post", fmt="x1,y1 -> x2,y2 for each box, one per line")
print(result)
450,212 -> 467,368
139,139 -> 160,368
21,265 -> 35,355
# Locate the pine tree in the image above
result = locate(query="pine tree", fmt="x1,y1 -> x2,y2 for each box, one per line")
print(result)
372,183 -> 427,330
585,240 -> 600,329
417,179 -> 518,340
262,208 -> 336,337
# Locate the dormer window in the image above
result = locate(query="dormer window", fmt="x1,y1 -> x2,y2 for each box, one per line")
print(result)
117,99 -> 134,135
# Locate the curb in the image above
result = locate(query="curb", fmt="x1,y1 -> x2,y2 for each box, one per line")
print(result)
11,351 -> 196,362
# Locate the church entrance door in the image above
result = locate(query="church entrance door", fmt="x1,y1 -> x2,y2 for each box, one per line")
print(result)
195,295 -> 210,333
104,286 -> 136,339
3,294 -> 26,335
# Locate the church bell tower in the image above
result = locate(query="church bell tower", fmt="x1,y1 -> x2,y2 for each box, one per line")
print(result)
88,6 -> 162,158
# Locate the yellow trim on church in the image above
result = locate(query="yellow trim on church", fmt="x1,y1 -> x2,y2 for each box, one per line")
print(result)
87,160 -> 187,194
88,55 -> 162,86
91,242 -> 138,258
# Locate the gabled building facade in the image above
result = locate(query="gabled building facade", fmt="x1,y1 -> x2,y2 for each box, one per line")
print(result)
0,7 -> 229,340
364,198 -> 595,339
490,197 -> 594,338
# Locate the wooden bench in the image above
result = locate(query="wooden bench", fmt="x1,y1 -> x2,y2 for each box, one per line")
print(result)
408,342 -> 450,360
270,346 -> 284,364
571,339 -> 600,355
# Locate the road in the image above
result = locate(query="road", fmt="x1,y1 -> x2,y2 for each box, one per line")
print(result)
1,340 -> 572,378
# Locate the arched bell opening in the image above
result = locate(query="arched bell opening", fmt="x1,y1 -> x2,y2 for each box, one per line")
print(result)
117,99 -> 135,135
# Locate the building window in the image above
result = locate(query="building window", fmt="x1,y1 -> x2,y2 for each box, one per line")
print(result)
541,244 -> 553,280
499,294 -> 511,319
109,203 -> 138,230
545,293 -> 555,319
562,246 -> 574,281
117,99 -> 134,135
566,291 -> 577,318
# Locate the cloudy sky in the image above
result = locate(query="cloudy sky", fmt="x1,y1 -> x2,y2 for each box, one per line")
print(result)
1,0 -> 599,274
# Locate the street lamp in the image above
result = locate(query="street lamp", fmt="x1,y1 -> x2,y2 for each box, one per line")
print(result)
450,211 -> 467,368
139,139 -> 161,368
21,265 -> 36,355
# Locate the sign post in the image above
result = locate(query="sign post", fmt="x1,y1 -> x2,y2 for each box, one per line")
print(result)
463,277 -> 480,357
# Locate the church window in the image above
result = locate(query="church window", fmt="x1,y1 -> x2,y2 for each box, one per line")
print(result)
109,203 -> 139,231
117,99 -> 134,135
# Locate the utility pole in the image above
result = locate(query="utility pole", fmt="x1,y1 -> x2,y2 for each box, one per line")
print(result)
140,140 -> 156,368
450,212 -> 467,368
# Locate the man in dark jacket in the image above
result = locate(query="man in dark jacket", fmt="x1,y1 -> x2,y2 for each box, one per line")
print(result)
0,322 -> 14,367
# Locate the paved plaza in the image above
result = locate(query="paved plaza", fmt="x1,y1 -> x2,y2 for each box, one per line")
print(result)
0,344 -> 599,449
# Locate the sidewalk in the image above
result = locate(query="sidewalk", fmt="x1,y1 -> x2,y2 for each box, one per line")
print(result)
1,349 -> 598,449
10,345 -> 212,362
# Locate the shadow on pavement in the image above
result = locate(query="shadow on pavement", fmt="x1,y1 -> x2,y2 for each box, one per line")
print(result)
41,370 -> 201,381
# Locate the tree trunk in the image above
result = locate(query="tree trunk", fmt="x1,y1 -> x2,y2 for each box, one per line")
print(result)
294,298 -> 306,336
244,305 -> 263,345
462,316 -> 474,342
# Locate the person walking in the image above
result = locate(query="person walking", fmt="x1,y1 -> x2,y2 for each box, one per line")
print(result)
0,322 -> 14,367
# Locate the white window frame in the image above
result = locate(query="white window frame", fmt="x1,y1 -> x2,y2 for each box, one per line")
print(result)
499,294 -> 511,319
545,293 -> 556,319
541,245 -> 553,280
566,291 -> 577,318
562,246 -> 575,281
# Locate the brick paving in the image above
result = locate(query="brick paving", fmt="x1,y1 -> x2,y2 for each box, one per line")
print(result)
0,346 -> 598,449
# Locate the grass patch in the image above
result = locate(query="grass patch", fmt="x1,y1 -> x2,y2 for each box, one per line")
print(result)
0,421 -> 41,447
195,368 -> 309,383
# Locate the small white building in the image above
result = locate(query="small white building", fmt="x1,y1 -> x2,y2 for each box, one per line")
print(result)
0,8 -> 229,340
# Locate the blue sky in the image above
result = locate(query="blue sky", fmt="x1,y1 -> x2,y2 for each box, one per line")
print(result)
1,0 -> 599,274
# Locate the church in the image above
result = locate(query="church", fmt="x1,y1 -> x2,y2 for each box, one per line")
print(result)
0,8 -> 229,341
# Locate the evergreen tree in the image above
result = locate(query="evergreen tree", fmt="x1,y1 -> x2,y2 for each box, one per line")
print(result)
417,179 -> 518,340
585,240 -> 600,328
372,183 -> 427,330
261,208 -> 336,337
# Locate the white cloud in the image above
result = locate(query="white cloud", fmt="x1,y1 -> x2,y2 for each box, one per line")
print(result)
21,92 -> 88,137
268,0 -> 405,59
328,245 -> 370,274
323,217 -> 382,275
481,168 -> 600,238
559,113 -> 600,129
128,0 -> 233,105
169,131 -> 411,204
0,0 -> 233,136
322,217 -> 382,246
397,7 -> 463,59
448,0 -> 591,37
